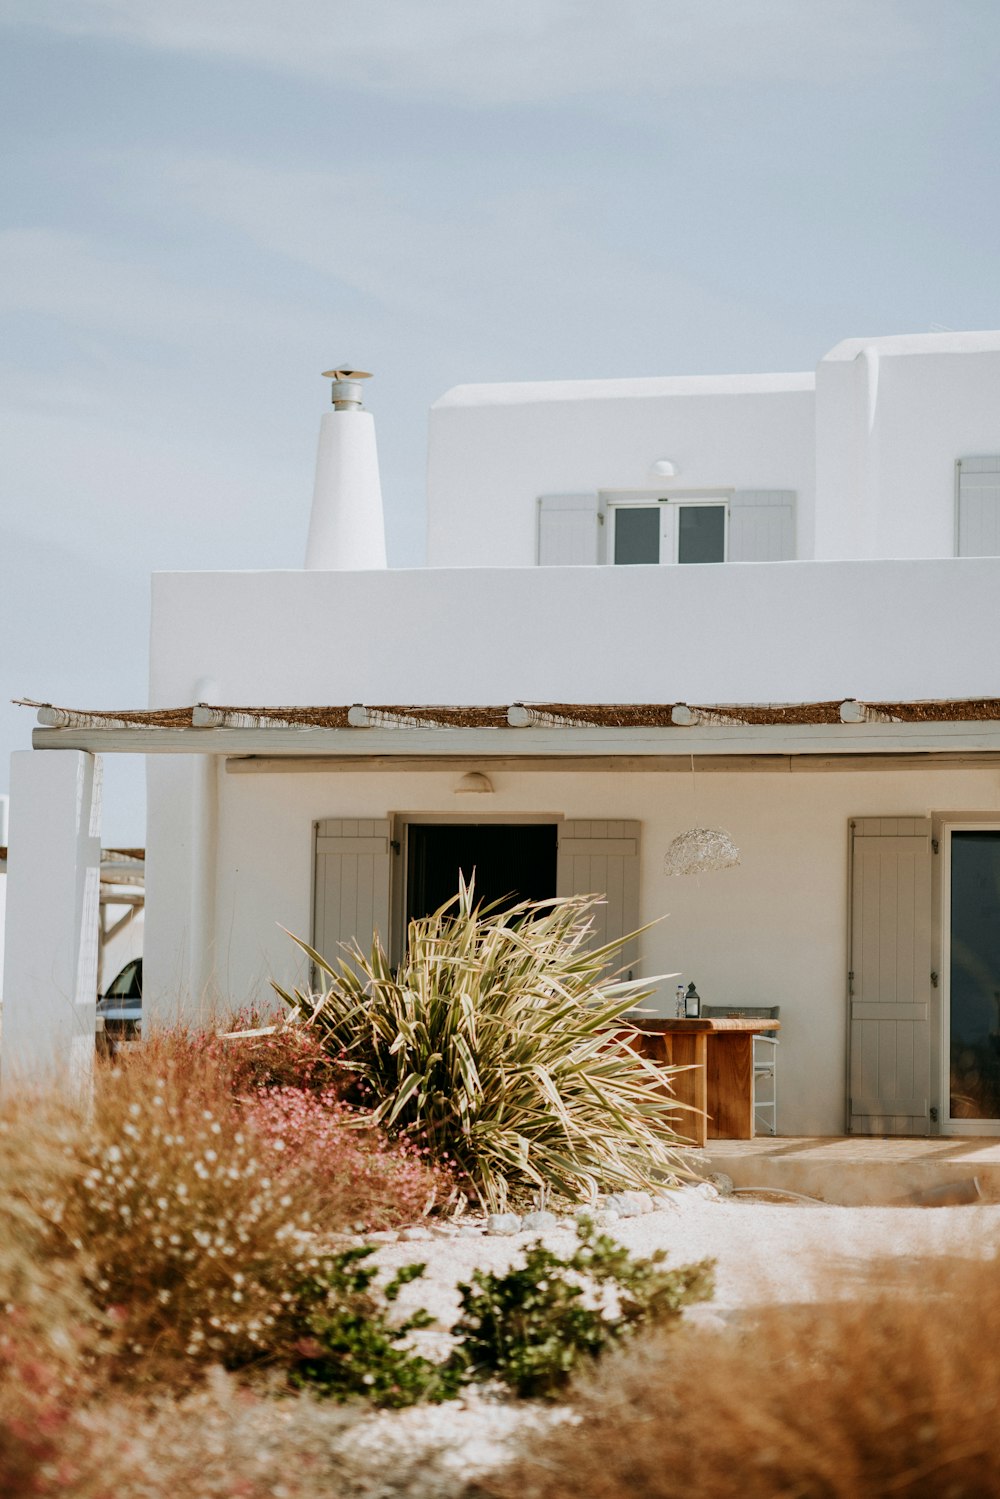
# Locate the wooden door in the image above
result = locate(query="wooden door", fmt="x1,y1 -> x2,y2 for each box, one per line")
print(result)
848,817 -> 932,1135
557,820 -> 641,977
313,818 -> 392,976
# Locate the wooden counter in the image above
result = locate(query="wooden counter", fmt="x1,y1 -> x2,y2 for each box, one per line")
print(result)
625,1017 -> 781,1148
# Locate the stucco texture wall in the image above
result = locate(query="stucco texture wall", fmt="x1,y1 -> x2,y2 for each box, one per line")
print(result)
150,557 -> 1000,710
145,759 -> 1000,1139
427,380 -> 816,567
815,341 -> 1000,561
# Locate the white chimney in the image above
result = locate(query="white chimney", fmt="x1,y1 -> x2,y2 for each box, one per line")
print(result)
304,368 -> 388,570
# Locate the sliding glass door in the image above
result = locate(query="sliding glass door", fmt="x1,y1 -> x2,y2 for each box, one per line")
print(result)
946,829 -> 1000,1128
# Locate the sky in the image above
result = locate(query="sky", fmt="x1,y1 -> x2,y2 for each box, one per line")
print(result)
2,0 -> 1000,843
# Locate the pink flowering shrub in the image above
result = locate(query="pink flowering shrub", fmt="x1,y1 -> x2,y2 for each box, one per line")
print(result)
243,1087 -> 448,1229
132,1010 -> 341,1099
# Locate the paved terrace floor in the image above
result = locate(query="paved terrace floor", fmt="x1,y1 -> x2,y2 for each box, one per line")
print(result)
702,1135 -> 1000,1205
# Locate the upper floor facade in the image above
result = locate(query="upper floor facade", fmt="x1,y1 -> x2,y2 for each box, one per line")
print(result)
426,330 -> 1000,570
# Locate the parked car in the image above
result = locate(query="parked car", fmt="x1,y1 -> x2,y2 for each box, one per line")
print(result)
96,957 -> 142,1054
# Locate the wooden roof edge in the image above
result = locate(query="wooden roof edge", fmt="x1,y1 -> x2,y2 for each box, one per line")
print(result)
18,697 -> 1000,729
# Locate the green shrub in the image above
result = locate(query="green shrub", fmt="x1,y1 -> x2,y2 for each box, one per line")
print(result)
291,1219 -> 713,1407
276,883 -> 688,1210
289,1247 -> 461,1407
448,1216 -> 714,1398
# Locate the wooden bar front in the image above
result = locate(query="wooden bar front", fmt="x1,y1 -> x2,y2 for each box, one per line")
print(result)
626,1017 -> 780,1148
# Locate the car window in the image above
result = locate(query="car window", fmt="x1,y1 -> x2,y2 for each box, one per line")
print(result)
106,959 -> 141,998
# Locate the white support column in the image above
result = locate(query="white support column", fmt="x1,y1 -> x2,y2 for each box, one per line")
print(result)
1,751 -> 102,1095
188,750 -> 219,1020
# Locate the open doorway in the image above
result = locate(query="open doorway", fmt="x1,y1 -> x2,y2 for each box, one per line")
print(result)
405,822 -> 558,925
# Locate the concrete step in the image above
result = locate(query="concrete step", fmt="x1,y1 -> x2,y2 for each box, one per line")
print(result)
700,1136 -> 1000,1207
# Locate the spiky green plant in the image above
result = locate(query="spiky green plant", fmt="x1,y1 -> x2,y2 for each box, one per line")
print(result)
273,883 -> 690,1211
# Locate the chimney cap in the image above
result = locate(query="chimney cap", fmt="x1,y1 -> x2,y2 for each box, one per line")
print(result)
322,368 -> 373,411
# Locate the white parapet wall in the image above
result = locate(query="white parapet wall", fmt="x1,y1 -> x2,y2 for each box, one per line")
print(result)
1,751 -> 102,1094
151,556 -> 1000,708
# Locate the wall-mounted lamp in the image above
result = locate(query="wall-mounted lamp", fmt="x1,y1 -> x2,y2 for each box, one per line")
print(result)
651,459 -> 678,479
454,771 -> 495,795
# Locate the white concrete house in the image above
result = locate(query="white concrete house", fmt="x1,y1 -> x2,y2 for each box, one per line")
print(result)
7,334 -> 1000,1145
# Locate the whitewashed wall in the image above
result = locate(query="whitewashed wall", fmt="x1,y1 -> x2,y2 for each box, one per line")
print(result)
815,333 -> 1000,560
427,375 -> 817,566
142,758 -> 1000,1137
150,557 -> 1000,708
428,334 -> 1000,569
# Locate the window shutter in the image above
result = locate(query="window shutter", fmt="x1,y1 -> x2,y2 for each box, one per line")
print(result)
537,493 -> 604,565
956,457 -> 1000,556
729,490 -> 796,562
848,818 -> 932,1136
313,819 -> 391,976
556,820 -> 640,977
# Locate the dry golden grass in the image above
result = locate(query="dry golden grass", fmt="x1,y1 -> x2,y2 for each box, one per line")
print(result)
0,1025 -> 448,1389
476,1254 -> 1000,1499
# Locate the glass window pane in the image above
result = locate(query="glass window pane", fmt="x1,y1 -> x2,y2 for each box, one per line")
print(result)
613,507 -> 660,565
678,505 -> 726,564
950,831 -> 1000,1120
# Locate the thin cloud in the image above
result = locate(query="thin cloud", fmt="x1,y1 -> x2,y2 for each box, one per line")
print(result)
0,228 -> 303,349
162,154 -> 759,349
4,0 -> 933,104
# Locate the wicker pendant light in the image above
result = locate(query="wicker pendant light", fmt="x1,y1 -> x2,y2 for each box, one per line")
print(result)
663,826 -> 741,876
664,753 -> 742,875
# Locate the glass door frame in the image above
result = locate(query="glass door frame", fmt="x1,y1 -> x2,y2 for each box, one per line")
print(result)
939,818 -> 1000,1135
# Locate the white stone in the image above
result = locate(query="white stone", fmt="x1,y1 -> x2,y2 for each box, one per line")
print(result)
485,1213 -> 522,1236
521,1210 -> 559,1231
605,1193 -> 641,1218
399,1225 -> 433,1242
619,1190 -> 655,1215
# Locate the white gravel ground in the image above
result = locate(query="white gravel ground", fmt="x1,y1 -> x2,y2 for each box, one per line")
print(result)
325,1186 -> 1000,1493
375,1185 -> 1000,1322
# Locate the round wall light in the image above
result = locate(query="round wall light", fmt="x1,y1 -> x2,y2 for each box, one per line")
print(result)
454,771 -> 495,795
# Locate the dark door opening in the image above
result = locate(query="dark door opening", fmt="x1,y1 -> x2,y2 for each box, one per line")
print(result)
406,823 -> 558,925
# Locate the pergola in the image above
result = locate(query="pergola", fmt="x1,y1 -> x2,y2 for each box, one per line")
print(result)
6,693 -> 1000,1094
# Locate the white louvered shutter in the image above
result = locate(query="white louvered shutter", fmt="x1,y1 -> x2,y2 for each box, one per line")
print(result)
537,494 -> 604,565
557,820 -> 641,977
848,818 -> 932,1136
956,457 -> 1000,556
313,819 -> 392,975
728,490 -> 796,562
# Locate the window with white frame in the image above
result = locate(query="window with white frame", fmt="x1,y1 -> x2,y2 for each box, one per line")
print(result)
609,495 -> 728,566
535,487 -> 796,565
